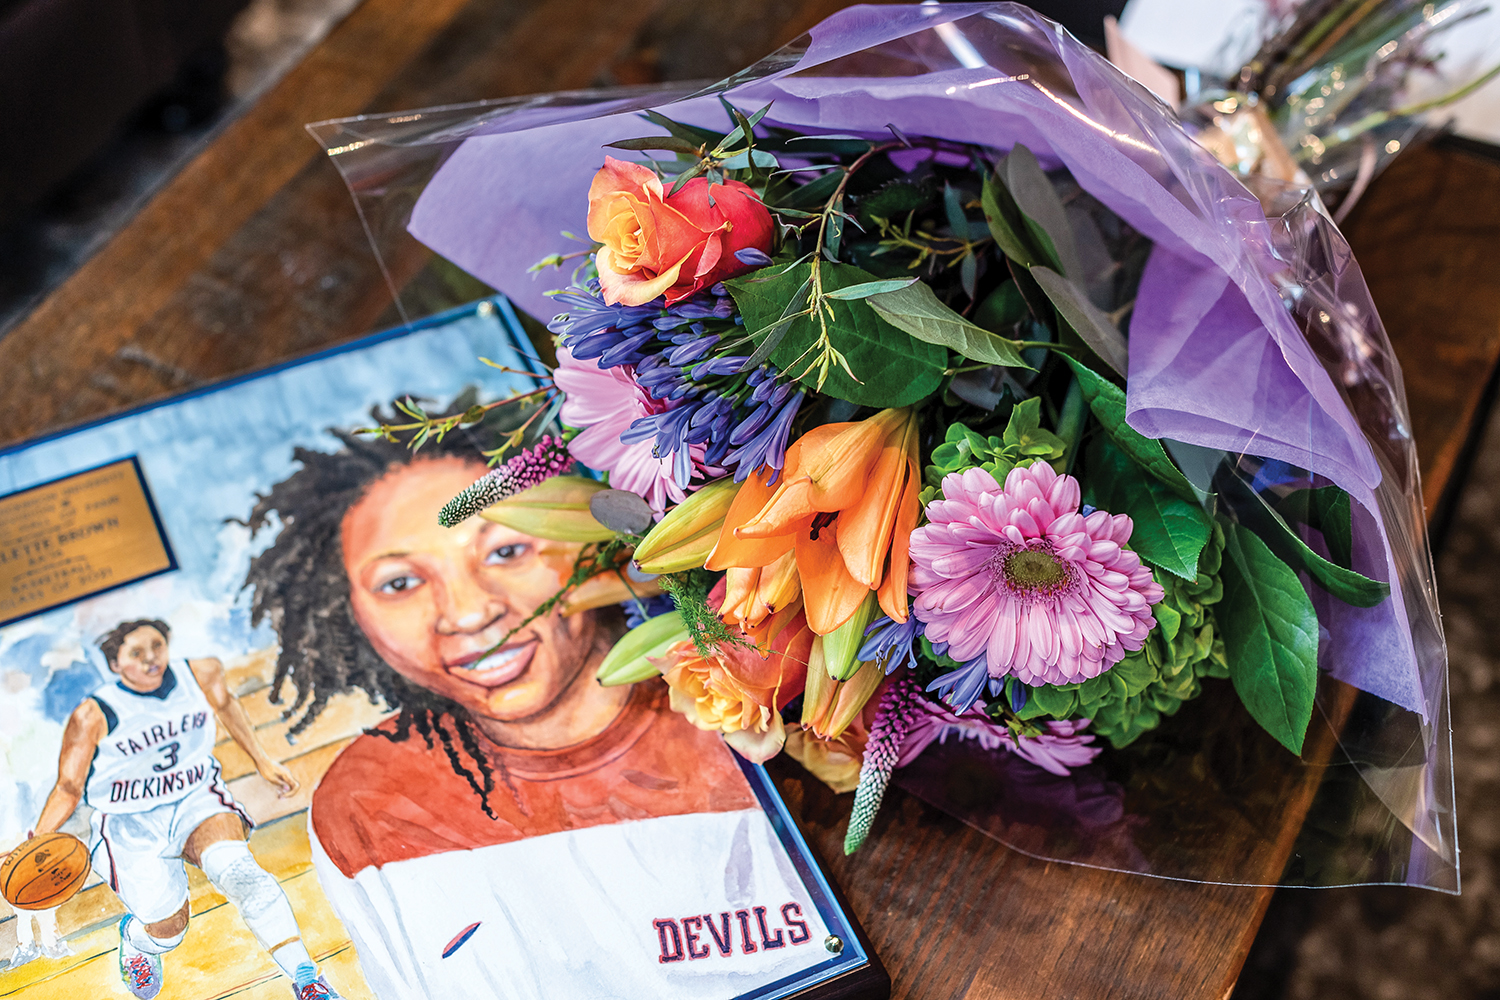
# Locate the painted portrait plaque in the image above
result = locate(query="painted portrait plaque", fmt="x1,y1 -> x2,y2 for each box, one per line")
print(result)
0,300 -> 886,1000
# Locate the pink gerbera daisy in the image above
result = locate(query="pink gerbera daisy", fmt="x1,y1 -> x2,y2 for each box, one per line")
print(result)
909,462 -> 1164,686
553,345 -> 711,513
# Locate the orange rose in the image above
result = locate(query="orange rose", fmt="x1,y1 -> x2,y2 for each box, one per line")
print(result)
656,607 -> 813,763
783,723 -> 868,794
586,157 -> 775,307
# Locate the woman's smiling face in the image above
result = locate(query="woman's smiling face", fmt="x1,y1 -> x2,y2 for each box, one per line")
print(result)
341,456 -> 600,724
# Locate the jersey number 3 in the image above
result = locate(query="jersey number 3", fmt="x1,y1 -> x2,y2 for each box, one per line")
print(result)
152,741 -> 181,772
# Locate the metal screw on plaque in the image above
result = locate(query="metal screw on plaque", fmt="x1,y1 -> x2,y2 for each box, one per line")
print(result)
824,935 -> 843,955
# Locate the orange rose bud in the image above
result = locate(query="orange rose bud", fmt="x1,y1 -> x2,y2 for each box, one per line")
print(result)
586,156 -> 775,307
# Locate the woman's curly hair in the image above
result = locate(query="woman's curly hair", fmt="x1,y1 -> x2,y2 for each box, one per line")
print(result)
238,400 -> 531,819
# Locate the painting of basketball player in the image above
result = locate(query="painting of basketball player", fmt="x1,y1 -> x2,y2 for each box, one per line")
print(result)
241,424 -> 828,1000
29,619 -> 343,999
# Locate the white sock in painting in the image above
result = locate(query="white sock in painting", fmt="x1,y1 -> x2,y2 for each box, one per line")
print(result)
271,941 -> 317,982
125,915 -> 185,955
199,839 -> 314,980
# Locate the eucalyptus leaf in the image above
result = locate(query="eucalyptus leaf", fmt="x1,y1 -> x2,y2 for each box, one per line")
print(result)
824,278 -> 918,301
720,148 -> 779,170
943,182 -> 969,237
1219,522 -> 1320,755
727,262 -> 946,407
606,136 -> 704,156
779,170 -> 844,210
737,272 -> 812,373
999,144 -> 1084,280
1085,435 -> 1211,580
867,280 -> 1030,369
1032,266 -> 1128,376
1062,355 -> 1198,502
641,110 -> 721,145
1007,258 -> 1054,325
588,489 -> 655,535
824,198 -> 845,259
982,168 -> 1040,268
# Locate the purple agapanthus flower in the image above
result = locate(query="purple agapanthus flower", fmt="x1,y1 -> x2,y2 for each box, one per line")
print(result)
622,592 -> 676,630
548,278 -> 804,483
924,655 -> 990,714
859,614 -> 922,674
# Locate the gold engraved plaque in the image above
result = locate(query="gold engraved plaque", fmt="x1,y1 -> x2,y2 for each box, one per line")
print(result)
0,458 -> 176,626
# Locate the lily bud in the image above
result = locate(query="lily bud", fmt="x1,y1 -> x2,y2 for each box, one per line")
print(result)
820,592 -> 880,681
559,573 -> 663,617
633,477 -> 739,573
480,475 -> 615,542
801,639 -> 884,741
721,551 -> 801,630
596,611 -> 690,686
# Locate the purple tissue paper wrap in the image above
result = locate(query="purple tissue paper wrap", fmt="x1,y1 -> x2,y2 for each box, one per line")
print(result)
311,1 -> 1453,888
406,3 -> 1424,717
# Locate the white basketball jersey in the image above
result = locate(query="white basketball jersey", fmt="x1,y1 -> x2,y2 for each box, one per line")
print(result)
84,661 -> 219,815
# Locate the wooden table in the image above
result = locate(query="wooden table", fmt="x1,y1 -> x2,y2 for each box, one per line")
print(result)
3,1 -> 1497,997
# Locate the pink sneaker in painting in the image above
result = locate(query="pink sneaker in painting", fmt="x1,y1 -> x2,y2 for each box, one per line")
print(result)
117,916 -> 163,1000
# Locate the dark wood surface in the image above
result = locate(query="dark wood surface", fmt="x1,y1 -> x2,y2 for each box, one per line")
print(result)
2,2 -> 1497,998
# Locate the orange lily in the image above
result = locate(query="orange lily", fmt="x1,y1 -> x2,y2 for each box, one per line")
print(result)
706,407 -> 921,634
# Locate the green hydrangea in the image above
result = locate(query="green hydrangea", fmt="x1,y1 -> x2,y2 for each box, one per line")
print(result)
920,399 -> 1066,505
1014,522 -> 1229,747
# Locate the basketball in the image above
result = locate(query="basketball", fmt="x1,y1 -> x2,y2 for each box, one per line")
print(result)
1,832 -> 90,910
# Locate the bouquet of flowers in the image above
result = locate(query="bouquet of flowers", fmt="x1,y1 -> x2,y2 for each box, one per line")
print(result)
314,2 -> 1455,888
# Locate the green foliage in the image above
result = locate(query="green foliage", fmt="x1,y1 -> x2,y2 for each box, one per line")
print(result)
1031,266 -> 1128,377
1084,434 -> 1212,581
993,144 -> 1082,279
1219,521 -> 1321,755
982,152 -> 1056,271
866,279 -> 1029,369
857,179 -> 932,225
1289,485 -> 1354,569
657,568 -> 753,659
973,281 -> 1027,333
1016,524 -> 1230,748
727,261 -> 947,407
925,399 -> 1066,488
1061,356 -> 1198,502
1222,474 -> 1390,608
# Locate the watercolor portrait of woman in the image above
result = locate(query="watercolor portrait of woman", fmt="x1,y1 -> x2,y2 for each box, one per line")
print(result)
238,422 -> 829,1000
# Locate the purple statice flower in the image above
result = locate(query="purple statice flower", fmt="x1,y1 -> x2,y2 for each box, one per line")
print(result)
438,435 -> 574,527
844,671 -> 922,854
858,614 -> 922,674
898,700 -> 1100,777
